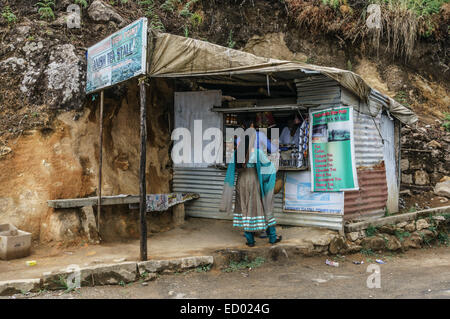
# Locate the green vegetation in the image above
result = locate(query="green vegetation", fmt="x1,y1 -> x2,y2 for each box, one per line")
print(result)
384,208 -> 391,217
74,0 -> 88,8
346,59 -> 352,71
288,0 -> 448,59
442,113 -> 450,132
381,0 -> 447,17
361,0 -> 448,23
365,225 -> 378,237
53,275 -> 69,290
52,275 -> 77,293
223,256 -> 265,272
395,91 -> 409,106
180,0 -> 199,17
394,229 -> 411,242
305,56 -> 316,64
420,233 -> 433,247
139,0 -> 165,31
161,0 -> 180,12
437,231 -> 448,245
195,264 -> 212,272
190,11 -> 203,28
422,19 -> 436,37
381,234 -> 389,247
419,231 -> 433,246
322,0 -> 345,9
227,30 -> 236,49
1,5 -> 17,25
360,248 -> 375,256
160,0 -> 203,32
369,0 -> 447,55
109,0 -> 129,5
161,0 -> 199,17
37,0 -> 55,21
140,271 -> 150,280
175,264 -> 212,275
332,254 -> 346,262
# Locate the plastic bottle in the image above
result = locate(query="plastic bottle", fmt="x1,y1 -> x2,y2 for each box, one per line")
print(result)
290,150 -> 296,167
325,259 -> 339,267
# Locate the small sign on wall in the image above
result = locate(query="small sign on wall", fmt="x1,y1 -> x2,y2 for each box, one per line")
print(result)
284,171 -> 344,214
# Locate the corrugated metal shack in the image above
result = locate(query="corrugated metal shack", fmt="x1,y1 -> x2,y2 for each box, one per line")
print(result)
146,31 -> 417,232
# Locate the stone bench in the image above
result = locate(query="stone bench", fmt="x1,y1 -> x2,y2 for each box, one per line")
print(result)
47,193 -> 199,242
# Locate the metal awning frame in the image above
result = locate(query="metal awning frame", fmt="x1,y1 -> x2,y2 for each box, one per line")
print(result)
211,104 -> 311,113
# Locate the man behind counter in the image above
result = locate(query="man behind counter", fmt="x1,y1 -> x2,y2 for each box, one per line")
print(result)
279,114 -> 301,146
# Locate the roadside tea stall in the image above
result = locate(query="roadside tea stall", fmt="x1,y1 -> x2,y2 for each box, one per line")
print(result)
49,19 -> 418,260
146,31 -> 417,234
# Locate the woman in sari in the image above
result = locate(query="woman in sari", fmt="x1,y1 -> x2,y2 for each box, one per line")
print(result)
220,119 -> 282,247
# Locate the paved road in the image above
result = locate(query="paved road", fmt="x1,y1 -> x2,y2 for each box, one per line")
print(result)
10,246 -> 450,299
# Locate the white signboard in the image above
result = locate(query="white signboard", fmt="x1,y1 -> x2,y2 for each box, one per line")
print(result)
284,171 -> 344,214
86,18 -> 148,94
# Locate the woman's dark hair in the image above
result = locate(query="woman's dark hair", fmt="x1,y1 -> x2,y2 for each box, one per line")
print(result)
242,118 -> 254,130
233,115 -> 254,167
235,134 -> 250,168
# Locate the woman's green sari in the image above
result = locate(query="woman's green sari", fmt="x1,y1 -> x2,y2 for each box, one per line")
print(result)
220,133 -> 277,231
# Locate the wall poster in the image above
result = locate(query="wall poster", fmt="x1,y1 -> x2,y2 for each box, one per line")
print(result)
309,106 -> 358,192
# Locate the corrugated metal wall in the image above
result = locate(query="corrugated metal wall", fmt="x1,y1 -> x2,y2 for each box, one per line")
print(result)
295,75 -> 341,105
173,168 -> 229,218
343,108 -> 390,220
381,113 -> 399,213
173,90 -> 223,168
353,110 -> 384,168
344,168 -> 388,220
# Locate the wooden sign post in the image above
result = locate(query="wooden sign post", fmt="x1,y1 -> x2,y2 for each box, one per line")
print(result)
139,77 -> 148,261
85,18 -> 149,257
97,90 -> 104,233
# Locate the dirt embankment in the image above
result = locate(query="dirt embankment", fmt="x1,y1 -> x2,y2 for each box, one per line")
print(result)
0,78 -> 174,243
0,0 -> 448,244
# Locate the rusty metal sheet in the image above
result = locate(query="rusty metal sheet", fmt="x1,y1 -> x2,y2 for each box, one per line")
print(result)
344,167 -> 388,220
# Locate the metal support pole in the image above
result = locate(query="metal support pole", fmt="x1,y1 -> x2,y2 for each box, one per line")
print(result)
97,90 -> 104,234
139,78 -> 148,261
